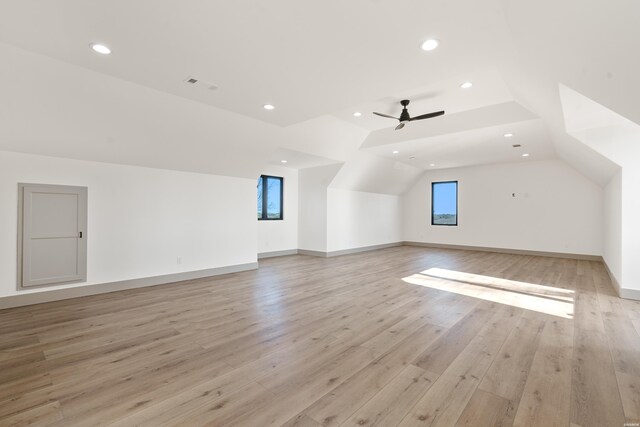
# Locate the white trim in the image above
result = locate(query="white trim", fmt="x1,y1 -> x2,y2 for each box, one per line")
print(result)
298,242 -> 403,258
6,243 -> 635,309
0,262 -> 258,310
326,242 -> 403,257
298,249 -> 328,258
258,249 -> 298,259
602,259 -> 640,301
402,241 -> 602,261
620,288 -> 640,301
602,259 -> 622,296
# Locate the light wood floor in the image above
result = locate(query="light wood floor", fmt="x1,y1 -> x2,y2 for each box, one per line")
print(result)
1,246 -> 639,426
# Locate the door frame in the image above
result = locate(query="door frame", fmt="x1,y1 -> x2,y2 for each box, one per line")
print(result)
17,183 -> 88,290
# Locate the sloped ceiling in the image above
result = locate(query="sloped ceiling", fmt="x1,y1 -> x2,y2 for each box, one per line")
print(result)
0,0 -> 635,191
0,43 -> 281,179
0,0 -> 514,127
559,84 -> 640,165
499,0 -> 640,127
497,61 -> 619,185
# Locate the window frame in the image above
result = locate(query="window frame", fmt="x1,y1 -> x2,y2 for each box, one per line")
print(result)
258,175 -> 284,221
431,180 -> 458,226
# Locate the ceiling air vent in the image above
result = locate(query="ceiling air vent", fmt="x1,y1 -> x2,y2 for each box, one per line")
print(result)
183,76 -> 218,91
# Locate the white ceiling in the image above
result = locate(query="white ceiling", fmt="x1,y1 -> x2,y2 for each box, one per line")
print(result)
362,101 -> 538,149
0,0 -> 514,127
0,42 -> 281,179
367,119 -> 554,171
267,148 -> 340,170
0,0 -> 634,191
335,67 -> 514,131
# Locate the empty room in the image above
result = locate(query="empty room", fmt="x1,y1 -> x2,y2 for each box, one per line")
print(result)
1,1 -> 639,426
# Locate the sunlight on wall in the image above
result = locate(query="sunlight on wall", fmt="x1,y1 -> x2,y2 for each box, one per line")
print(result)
402,267 -> 574,319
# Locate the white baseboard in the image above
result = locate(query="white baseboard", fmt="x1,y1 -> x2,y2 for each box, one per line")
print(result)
258,249 -> 299,259
0,262 -> 258,310
620,288 -> 640,301
327,242 -> 403,257
298,242 -> 403,258
602,259 -> 622,295
402,241 -> 602,261
602,259 -> 640,301
5,242 -> 638,309
297,249 -> 327,257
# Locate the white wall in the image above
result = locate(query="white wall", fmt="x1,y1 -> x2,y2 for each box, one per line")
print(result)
327,189 -> 402,252
621,166 -> 640,294
298,164 -> 342,252
0,151 -> 257,298
403,159 -> 603,256
559,87 -> 640,295
603,170 -> 622,284
257,165 -> 298,254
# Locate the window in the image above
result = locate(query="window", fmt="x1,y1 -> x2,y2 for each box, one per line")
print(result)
257,175 -> 283,220
432,181 -> 458,226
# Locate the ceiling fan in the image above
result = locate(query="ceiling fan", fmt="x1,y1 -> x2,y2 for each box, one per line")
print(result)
373,100 -> 444,130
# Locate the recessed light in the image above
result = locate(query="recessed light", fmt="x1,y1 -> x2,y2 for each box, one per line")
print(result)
392,150 -> 399,154
353,112 -> 362,117
522,153 -> 530,157
504,133 -> 513,138
280,160 -> 288,164
460,82 -> 473,89
421,39 -> 439,51
263,104 -> 275,110
429,163 -> 436,167
90,43 -> 111,55
409,156 -> 416,159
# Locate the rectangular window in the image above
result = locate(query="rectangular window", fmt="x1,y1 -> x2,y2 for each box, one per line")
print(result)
431,181 -> 458,226
257,175 -> 283,220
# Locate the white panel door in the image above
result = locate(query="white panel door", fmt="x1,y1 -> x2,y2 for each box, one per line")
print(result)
19,184 -> 87,288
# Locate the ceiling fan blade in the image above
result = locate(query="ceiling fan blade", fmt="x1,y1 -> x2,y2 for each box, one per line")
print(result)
409,111 -> 445,121
395,122 -> 406,130
373,112 -> 399,120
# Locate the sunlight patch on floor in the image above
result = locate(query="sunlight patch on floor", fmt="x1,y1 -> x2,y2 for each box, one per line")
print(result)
402,267 -> 574,319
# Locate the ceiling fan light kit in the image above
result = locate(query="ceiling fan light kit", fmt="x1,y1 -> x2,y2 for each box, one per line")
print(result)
373,100 -> 444,130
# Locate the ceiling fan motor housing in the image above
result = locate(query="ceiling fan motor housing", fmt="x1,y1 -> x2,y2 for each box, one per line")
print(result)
399,100 -> 411,121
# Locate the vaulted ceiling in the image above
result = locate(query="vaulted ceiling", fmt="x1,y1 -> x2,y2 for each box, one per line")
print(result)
0,0 -> 635,192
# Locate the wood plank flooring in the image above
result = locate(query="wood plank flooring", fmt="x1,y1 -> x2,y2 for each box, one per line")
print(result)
0,246 -> 638,426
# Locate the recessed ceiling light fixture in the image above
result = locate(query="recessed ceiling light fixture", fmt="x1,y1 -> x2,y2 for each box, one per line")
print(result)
263,104 -> 275,110
522,153 -> 530,157
429,163 -> 436,167
421,39 -> 439,51
409,156 -> 416,159
353,112 -> 362,117
392,150 -> 399,154
90,43 -> 111,55
504,133 -> 513,138
280,160 -> 288,163
460,82 -> 473,89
